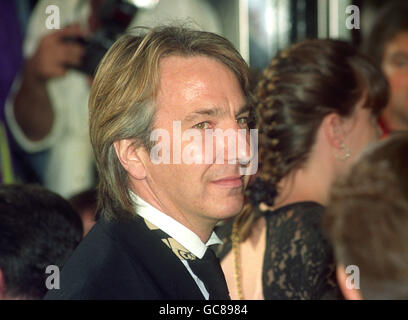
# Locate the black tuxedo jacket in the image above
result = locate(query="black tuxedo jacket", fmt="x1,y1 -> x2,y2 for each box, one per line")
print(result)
43,214 -> 205,300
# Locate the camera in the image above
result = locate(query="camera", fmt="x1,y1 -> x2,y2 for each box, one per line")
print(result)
64,0 -> 138,76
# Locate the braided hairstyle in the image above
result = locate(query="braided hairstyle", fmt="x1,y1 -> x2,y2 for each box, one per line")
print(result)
236,39 -> 389,241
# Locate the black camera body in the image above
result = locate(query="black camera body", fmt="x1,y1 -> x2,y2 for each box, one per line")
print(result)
64,0 -> 138,76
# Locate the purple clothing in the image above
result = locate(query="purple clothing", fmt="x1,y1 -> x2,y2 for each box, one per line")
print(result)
0,0 -> 24,181
0,0 -> 23,123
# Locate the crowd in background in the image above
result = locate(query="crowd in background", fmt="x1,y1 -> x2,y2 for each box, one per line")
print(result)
1,0 -> 408,300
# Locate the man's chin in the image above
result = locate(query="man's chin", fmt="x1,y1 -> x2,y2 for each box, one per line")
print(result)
211,200 -> 245,221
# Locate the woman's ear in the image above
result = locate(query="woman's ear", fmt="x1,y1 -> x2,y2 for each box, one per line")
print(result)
113,139 -> 147,180
322,113 -> 346,149
322,113 -> 353,161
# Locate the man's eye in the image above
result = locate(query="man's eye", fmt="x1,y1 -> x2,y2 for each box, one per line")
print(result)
193,121 -> 211,129
236,117 -> 249,126
392,58 -> 408,67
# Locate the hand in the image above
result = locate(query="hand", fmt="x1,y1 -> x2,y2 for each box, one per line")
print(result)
28,24 -> 86,80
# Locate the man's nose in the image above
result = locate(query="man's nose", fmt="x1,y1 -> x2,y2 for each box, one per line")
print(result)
236,128 -> 252,165
214,127 -> 252,165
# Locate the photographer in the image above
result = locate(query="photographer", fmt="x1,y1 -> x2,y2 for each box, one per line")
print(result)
5,0 -> 105,198
6,0 -> 97,198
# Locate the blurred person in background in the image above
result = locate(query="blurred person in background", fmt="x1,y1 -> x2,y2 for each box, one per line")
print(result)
0,184 -> 82,300
325,133 -> 408,300
217,39 -> 389,300
5,0 -> 99,198
364,1 -> 408,137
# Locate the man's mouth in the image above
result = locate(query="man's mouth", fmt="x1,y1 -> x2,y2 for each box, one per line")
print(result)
211,176 -> 243,188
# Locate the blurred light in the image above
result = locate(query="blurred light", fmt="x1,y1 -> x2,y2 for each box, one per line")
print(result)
127,0 -> 160,9
329,0 -> 339,38
239,0 -> 249,63
264,0 -> 274,39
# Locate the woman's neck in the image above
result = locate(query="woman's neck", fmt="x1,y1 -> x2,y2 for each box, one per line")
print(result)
271,164 -> 333,211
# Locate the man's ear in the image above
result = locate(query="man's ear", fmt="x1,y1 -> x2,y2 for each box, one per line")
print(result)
322,113 -> 346,149
114,139 -> 147,180
337,265 -> 362,300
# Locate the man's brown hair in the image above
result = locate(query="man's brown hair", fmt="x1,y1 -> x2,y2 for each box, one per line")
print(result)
363,1 -> 408,68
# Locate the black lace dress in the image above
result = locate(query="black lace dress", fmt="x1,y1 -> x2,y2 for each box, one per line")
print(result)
216,201 -> 342,300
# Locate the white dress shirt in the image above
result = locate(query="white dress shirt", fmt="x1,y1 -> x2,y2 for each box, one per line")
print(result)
130,192 -> 222,300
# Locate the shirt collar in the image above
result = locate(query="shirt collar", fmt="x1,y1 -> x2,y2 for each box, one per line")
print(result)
130,191 -> 222,259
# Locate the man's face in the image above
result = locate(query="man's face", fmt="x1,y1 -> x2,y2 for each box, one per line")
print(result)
382,31 -> 408,130
140,55 -> 251,231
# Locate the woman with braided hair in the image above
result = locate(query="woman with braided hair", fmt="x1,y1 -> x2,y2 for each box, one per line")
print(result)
216,39 -> 389,300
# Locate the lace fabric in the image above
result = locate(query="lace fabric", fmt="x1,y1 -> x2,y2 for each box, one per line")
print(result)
216,201 -> 341,300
